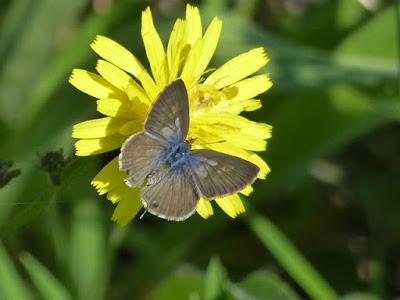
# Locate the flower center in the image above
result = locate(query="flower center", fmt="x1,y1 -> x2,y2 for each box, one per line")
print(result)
191,84 -> 226,109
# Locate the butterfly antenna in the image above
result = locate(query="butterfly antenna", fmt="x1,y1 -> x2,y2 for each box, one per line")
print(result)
139,209 -> 148,220
198,140 -> 225,146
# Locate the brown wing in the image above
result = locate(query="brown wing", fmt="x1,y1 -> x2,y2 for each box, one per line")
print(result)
119,132 -> 167,188
144,79 -> 189,142
189,149 -> 260,199
141,166 -> 199,221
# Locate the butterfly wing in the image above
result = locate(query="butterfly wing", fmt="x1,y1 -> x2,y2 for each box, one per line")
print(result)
119,132 -> 167,188
141,166 -> 199,221
144,79 -> 189,142
189,149 -> 260,199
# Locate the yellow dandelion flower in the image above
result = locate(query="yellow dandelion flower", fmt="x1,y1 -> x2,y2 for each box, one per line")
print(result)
69,5 -> 272,225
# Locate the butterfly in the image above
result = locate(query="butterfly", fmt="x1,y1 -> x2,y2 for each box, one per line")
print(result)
119,79 -> 260,221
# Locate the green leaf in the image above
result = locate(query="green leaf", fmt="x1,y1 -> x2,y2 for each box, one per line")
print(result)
264,87 -> 399,188
336,4 -> 397,59
245,213 -> 339,300
199,7 -> 396,91
0,242 -> 32,300
240,270 -> 300,300
19,252 -> 71,300
204,257 -> 228,300
342,292 -> 382,300
153,267 -> 204,300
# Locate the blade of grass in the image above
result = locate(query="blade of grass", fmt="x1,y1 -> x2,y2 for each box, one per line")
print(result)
0,0 -> 35,65
68,200 -> 108,300
204,257 -> 227,300
19,252 -> 72,300
0,242 -> 32,300
245,212 -> 339,300
395,1 -> 400,94
0,0 -> 89,126
21,0 -> 145,130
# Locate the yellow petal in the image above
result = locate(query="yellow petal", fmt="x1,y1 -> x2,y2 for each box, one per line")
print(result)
241,122 -> 272,140
224,74 -> 272,102
181,38 -> 203,87
240,185 -> 253,196
96,60 -> 150,105
91,35 -> 157,97
185,4 -> 202,45
141,7 -> 168,87
214,99 -> 262,114
202,125 -> 266,151
91,157 -> 125,195
96,60 -> 132,91
215,194 -> 245,218
118,119 -> 143,136
96,98 -> 135,118
193,113 -> 272,140
167,19 -> 187,81
69,69 -> 125,99
74,136 -> 126,156
72,117 -> 127,139
204,48 -> 268,89
91,35 -> 144,76
192,17 -> 222,80
196,197 -> 214,219
111,186 -> 142,225
249,153 -> 271,179
136,70 -> 159,101
194,112 -> 255,128
192,114 -> 271,151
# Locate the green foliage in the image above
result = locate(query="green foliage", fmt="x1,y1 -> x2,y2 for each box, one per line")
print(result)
19,252 -> 71,300
204,257 -> 228,300
246,213 -> 338,299
0,0 -> 399,299
0,242 -> 32,300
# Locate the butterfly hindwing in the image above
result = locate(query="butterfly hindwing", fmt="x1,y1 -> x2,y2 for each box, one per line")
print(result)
119,132 -> 167,188
145,79 -> 189,142
188,149 -> 260,199
141,166 -> 199,220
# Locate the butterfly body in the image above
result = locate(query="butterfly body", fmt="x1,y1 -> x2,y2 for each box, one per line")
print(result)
165,139 -> 191,169
119,79 -> 260,221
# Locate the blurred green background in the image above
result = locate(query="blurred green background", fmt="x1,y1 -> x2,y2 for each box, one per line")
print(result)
0,0 -> 399,299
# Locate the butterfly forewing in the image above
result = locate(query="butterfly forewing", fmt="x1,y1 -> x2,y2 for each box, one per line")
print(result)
145,79 -> 189,142
141,166 -> 199,221
189,149 -> 260,199
119,132 -> 167,188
